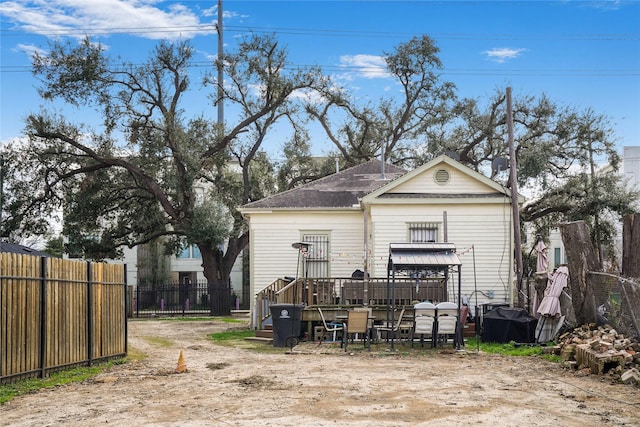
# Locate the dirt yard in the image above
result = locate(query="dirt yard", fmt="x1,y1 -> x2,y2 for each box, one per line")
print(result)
2,318 -> 640,426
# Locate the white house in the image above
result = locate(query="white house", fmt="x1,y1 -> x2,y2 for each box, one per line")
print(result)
240,155 -> 524,319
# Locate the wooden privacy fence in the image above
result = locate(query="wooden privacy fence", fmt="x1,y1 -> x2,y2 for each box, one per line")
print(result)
1,253 -> 127,384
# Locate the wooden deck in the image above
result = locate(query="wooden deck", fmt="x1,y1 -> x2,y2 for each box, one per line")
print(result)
255,276 -> 460,337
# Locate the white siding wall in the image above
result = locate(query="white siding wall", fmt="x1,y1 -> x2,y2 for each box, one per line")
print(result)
388,166 -> 494,194
248,210 -> 365,298
369,201 -> 514,306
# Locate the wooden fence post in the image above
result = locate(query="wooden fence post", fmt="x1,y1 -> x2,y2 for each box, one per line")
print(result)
39,256 -> 47,379
87,261 -> 93,366
123,263 -> 128,355
623,213 -> 640,278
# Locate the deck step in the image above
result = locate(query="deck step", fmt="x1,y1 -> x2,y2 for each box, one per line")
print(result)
231,309 -> 250,318
255,329 -> 273,339
244,336 -> 273,344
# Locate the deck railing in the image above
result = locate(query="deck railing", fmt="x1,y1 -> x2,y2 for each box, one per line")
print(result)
254,277 -> 297,330
255,276 -> 447,329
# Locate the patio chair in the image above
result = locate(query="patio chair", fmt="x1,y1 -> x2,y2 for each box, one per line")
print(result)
316,307 -> 344,345
353,306 -> 375,341
411,302 -> 436,347
343,310 -> 371,351
377,307 -> 407,343
435,302 -> 458,347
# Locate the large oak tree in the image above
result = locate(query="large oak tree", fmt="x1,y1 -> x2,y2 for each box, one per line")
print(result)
3,34 -> 326,312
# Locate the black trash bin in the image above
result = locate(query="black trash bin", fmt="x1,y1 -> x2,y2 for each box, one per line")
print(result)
270,303 -> 304,347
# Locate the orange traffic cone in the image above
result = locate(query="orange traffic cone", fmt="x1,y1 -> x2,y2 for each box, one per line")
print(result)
175,350 -> 187,373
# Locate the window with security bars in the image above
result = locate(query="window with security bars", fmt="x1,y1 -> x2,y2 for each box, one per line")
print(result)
301,234 -> 329,278
408,222 -> 439,243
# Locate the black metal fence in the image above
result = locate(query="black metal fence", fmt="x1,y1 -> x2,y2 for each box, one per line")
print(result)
134,280 -> 231,317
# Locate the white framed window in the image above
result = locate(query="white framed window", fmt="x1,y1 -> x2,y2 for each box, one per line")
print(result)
408,222 -> 439,243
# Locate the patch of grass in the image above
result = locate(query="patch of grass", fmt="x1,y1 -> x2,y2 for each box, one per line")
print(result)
0,357 -> 131,405
208,329 -> 256,342
465,338 -> 546,357
142,336 -> 174,347
540,353 -> 564,363
126,347 -> 147,361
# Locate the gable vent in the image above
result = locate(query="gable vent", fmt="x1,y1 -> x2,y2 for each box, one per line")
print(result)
434,168 -> 450,185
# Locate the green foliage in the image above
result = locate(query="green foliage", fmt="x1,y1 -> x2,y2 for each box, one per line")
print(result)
208,329 -> 256,342
137,238 -> 170,285
143,336 -> 174,348
185,200 -> 233,247
43,236 -> 64,258
0,359 -> 129,405
306,35 -> 457,167
466,338 -> 545,357
6,33 -> 325,290
4,31 -> 633,281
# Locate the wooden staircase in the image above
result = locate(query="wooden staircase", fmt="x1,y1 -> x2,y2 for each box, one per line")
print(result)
245,324 -> 273,344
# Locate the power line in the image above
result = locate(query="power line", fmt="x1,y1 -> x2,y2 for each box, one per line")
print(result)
1,22 -> 637,77
2,61 -> 638,77
1,24 -> 638,41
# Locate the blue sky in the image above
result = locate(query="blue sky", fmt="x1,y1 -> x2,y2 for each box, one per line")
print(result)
1,0 -> 639,157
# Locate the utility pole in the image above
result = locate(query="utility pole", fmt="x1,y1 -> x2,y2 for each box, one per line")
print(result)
217,0 -> 224,127
0,153 -> 4,240
507,87 -> 524,308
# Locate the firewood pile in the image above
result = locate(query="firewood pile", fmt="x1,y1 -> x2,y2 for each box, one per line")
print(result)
553,323 -> 640,385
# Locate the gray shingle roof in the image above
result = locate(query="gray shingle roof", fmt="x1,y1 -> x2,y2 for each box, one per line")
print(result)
242,159 -> 406,209
0,242 -> 51,257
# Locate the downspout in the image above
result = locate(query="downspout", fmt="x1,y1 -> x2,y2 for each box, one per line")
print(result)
362,201 -> 369,306
443,211 -> 448,242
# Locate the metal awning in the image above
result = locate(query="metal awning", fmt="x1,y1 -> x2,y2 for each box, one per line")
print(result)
387,242 -> 461,271
386,242 -> 463,350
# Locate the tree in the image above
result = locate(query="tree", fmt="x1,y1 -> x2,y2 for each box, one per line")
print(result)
5,34 -> 325,312
305,35 -> 457,167
301,34 -> 636,268
43,236 -> 64,258
421,89 -> 637,267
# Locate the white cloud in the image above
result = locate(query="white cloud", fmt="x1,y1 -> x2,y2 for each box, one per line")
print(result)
483,47 -> 526,63
13,43 -> 46,58
0,0 -> 216,40
289,88 -> 325,105
339,54 -> 389,79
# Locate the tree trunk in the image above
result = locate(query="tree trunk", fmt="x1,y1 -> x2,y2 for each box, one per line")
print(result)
199,244 -> 231,316
198,231 -> 249,316
560,221 -> 600,325
622,213 -> 640,278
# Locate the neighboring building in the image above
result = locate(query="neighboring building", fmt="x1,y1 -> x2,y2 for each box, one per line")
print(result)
623,146 -> 640,206
240,155 -> 523,319
543,146 -> 639,271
